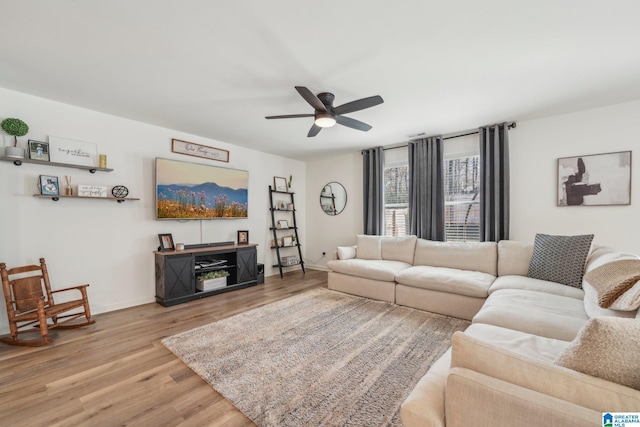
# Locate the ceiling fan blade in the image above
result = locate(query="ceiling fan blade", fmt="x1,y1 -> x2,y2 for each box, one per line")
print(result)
335,115 -> 372,131
295,86 -> 327,112
307,124 -> 322,137
265,114 -> 314,119
333,95 -> 384,115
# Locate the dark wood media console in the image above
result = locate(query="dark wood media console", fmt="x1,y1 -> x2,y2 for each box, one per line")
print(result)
154,243 -> 258,307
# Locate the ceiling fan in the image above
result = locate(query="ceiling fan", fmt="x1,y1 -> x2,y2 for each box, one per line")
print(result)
265,86 -> 384,137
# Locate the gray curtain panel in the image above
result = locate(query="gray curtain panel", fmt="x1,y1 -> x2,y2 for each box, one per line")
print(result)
479,124 -> 510,241
409,137 -> 445,241
362,146 -> 384,235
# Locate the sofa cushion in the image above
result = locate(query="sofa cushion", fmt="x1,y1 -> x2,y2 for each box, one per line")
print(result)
326,259 -> 410,282
381,235 -> 417,264
489,275 -> 584,299
497,240 -> 534,276
472,289 -> 588,341
582,259 -> 640,308
450,329 -> 640,413
413,239 -> 497,276
355,234 -> 382,260
527,233 -> 593,288
555,318 -> 640,391
336,245 -> 356,260
396,266 -> 494,298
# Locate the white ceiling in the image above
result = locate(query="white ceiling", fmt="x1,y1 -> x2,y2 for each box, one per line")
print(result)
1,1 -> 640,161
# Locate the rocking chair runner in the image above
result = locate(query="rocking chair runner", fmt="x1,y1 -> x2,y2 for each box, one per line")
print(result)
0,258 -> 95,346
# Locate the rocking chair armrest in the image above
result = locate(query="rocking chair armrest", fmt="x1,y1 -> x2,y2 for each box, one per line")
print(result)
51,284 -> 90,294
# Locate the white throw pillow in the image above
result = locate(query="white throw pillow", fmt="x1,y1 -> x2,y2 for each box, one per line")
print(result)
555,317 -> 640,390
355,234 -> 382,260
336,246 -> 357,260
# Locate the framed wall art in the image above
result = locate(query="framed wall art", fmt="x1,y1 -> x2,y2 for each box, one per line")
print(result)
171,139 -> 229,163
557,151 -> 631,206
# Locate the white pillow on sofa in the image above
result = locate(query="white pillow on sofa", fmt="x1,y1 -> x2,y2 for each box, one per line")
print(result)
356,235 -> 382,260
337,246 -> 357,260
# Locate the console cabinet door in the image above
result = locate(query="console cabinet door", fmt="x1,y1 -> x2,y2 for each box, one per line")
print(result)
156,253 -> 194,302
237,246 -> 257,284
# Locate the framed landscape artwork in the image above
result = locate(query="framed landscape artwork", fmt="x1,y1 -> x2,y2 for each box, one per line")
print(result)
557,151 -> 631,206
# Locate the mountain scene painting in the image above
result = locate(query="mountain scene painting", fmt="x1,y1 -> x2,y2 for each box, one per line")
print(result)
156,158 -> 248,219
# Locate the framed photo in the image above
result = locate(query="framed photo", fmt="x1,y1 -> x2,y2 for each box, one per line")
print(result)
171,138 -> 229,163
558,151 -> 631,206
237,230 -> 249,245
39,175 -> 59,195
28,140 -> 50,161
283,236 -> 293,247
277,220 -> 289,229
274,176 -> 288,192
158,233 -> 175,251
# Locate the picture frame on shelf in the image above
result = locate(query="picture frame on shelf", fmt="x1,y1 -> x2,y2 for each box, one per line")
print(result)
48,136 -> 98,167
277,220 -> 289,229
39,175 -> 59,195
237,230 -> 249,245
283,236 -> 293,247
158,233 -> 175,251
28,140 -> 50,162
274,176 -> 288,192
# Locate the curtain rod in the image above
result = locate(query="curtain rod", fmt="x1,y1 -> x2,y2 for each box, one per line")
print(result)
383,121 -> 516,151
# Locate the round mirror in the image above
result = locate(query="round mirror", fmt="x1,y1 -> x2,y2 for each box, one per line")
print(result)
320,182 -> 347,216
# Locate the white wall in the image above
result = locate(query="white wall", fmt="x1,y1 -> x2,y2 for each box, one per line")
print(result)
307,99 -> 640,268
510,100 -> 640,254
305,152 -> 363,269
0,87 -> 305,334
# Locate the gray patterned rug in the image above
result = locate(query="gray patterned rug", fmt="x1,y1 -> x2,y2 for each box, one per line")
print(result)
162,288 -> 469,427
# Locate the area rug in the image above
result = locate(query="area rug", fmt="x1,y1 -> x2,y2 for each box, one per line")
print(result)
162,288 -> 469,427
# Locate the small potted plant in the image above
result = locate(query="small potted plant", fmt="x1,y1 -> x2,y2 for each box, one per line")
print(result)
196,269 -> 230,292
1,118 -> 29,158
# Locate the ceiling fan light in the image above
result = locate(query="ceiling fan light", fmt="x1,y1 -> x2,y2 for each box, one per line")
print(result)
315,113 -> 336,128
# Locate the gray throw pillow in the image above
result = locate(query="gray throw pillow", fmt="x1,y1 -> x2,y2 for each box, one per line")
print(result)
527,233 -> 594,288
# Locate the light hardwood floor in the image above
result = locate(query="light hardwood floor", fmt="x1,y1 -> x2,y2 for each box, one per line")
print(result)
0,269 -> 327,427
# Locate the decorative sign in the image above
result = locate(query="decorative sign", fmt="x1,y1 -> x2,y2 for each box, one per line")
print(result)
49,136 -> 98,167
171,139 -> 229,163
78,184 -> 108,198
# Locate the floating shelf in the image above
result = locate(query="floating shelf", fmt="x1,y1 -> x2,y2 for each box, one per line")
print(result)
33,194 -> 139,203
1,156 -> 113,173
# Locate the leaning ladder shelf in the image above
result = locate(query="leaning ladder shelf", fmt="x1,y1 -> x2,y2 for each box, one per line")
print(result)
269,185 -> 305,278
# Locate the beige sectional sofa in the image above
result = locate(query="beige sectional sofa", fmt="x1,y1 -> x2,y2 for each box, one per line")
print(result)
326,235 -> 640,427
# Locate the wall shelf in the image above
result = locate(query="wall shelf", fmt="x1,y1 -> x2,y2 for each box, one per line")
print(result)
33,194 -> 139,203
0,156 -> 113,173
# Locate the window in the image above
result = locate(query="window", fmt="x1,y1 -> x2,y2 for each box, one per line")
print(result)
444,155 -> 480,242
384,147 -> 409,237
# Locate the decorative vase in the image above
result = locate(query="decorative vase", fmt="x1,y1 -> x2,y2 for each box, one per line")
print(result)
65,185 -> 73,196
5,146 -> 25,158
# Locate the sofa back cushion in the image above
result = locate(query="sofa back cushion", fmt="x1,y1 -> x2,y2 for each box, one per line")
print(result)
413,239 -> 497,276
356,235 -> 382,260
381,235 -> 417,264
497,240 -> 534,276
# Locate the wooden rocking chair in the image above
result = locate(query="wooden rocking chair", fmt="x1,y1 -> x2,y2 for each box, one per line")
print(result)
0,258 -> 95,346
